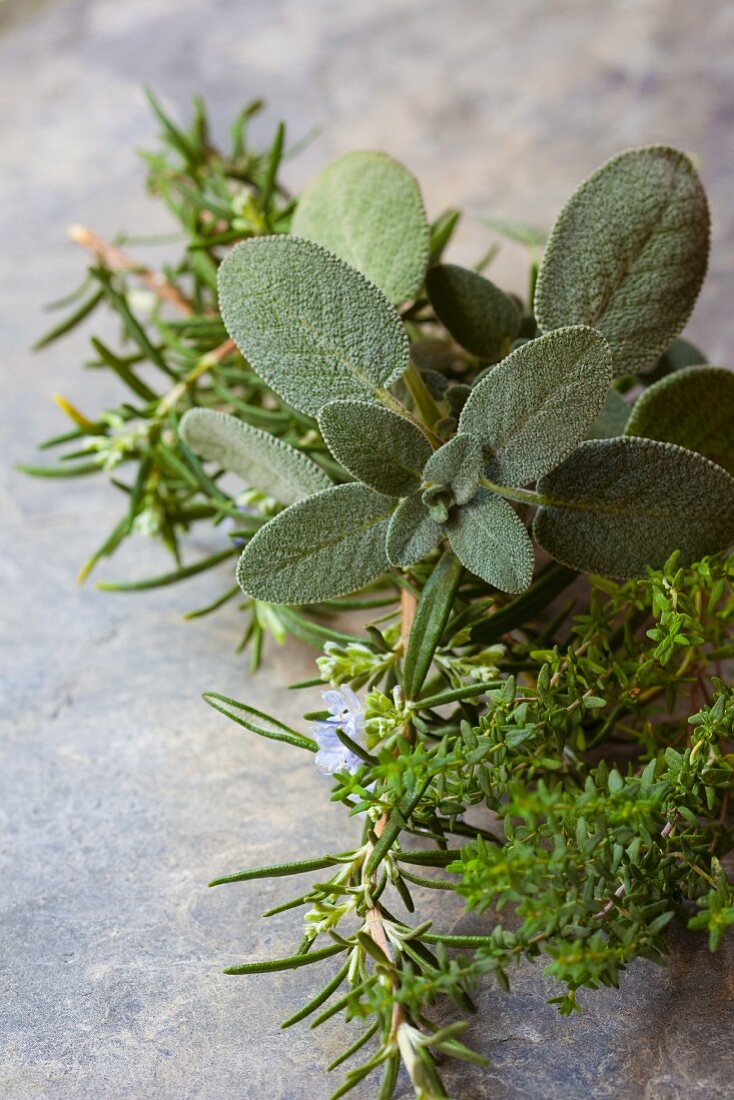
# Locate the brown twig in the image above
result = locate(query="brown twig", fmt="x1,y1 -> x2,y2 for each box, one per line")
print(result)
363,587 -> 419,1043
364,813 -> 407,1041
68,223 -> 237,405
68,224 -> 196,315
594,882 -> 626,919
400,586 -> 417,652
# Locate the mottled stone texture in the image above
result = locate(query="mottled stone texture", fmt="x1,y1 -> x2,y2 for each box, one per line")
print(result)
2,1 -> 734,1096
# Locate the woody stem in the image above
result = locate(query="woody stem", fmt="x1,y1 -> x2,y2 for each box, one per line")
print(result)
68,224 -> 236,408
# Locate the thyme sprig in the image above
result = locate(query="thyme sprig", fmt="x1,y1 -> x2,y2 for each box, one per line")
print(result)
207,550 -> 734,1096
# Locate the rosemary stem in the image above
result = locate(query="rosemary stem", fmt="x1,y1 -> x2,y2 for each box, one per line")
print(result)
68,223 -> 237,414
362,586 -> 418,1057
67,223 -> 195,315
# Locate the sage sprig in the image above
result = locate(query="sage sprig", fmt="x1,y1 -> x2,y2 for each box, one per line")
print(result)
205,145 -> 733,603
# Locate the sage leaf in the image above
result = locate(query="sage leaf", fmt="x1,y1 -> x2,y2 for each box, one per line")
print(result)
237,482 -> 395,603
447,491 -> 534,594
422,433 -> 485,522
533,437 -> 734,577
535,147 -> 710,376
625,366 -> 734,475
386,492 -> 443,568
585,388 -> 630,440
318,400 -> 432,496
426,263 -> 521,361
218,236 -> 409,416
292,151 -> 429,305
180,408 -> 331,504
459,326 -> 613,486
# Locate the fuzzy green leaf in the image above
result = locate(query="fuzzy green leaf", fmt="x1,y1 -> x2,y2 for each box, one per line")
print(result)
447,490 -> 534,594
422,433 -> 485,522
586,388 -> 630,440
459,326 -> 612,485
426,263 -> 521,361
291,151 -> 429,305
386,492 -> 443,568
535,146 -> 710,376
237,482 -> 395,603
318,400 -> 432,496
534,438 -> 734,577
218,236 -> 409,415
180,408 -> 331,504
625,366 -> 734,475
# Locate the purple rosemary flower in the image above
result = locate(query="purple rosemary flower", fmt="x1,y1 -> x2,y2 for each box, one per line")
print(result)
312,687 -> 365,776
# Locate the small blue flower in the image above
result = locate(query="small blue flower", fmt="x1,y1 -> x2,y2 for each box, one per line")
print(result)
312,687 -> 365,776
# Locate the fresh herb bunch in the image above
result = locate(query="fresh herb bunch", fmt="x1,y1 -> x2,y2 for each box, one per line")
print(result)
29,95 -> 734,1098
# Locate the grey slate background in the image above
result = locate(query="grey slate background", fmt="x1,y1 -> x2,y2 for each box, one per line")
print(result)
2,1 -> 734,1096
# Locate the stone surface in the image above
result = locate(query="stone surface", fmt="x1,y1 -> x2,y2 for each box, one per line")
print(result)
2,1 -> 734,1096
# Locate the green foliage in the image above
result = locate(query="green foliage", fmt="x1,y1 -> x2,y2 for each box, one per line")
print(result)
180,407 -> 331,503
459,325 -> 613,485
535,146 -> 710,376
218,235 -> 410,415
20,94 -> 334,625
586,388 -> 630,439
402,548 -> 463,698
318,400 -> 431,496
208,547 -> 734,1097
27,97 -> 734,1100
202,691 -> 317,753
385,492 -> 443,567
626,365 -> 734,474
292,150 -> 429,305
28,104 -> 734,627
688,858 -> 734,952
534,438 -> 734,576
446,490 -> 534,593
421,433 -> 485,518
237,482 -> 396,603
426,263 -> 521,360
641,335 -> 706,382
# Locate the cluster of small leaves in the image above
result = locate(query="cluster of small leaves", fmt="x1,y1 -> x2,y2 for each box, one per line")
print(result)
455,691 -> 734,1012
206,546 -> 734,1098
